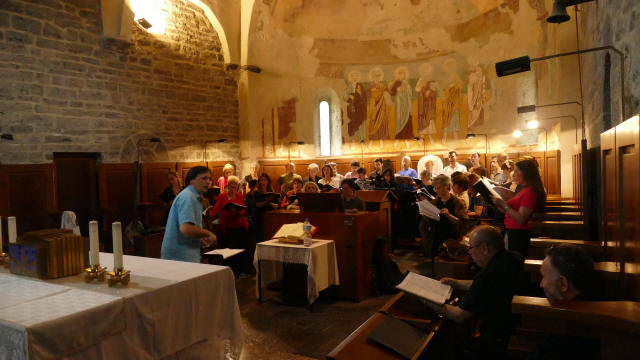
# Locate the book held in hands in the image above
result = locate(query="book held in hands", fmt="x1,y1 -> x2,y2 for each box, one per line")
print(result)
396,272 -> 452,305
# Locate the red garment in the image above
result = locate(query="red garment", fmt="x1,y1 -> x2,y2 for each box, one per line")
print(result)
281,190 -> 297,208
209,192 -> 248,230
504,186 -> 538,230
217,176 -> 228,191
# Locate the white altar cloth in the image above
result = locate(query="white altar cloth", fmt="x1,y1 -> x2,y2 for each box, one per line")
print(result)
0,253 -> 243,360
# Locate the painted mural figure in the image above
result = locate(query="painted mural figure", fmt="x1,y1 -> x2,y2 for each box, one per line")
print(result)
441,58 -> 463,144
415,63 -> 437,143
366,67 -> 391,143
388,66 -> 413,139
467,62 -> 485,129
345,70 -> 367,138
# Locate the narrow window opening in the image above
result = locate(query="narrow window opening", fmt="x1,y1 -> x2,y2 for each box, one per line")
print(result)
319,100 -> 331,156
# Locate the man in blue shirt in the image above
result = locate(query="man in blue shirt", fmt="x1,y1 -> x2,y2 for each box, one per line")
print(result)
397,155 -> 418,178
161,166 -> 217,263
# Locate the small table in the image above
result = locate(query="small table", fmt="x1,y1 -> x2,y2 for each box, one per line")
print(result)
254,239 -> 340,304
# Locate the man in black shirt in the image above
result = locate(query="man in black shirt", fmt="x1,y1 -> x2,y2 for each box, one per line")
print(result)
368,158 -> 383,183
425,225 -> 524,359
529,244 -> 599,360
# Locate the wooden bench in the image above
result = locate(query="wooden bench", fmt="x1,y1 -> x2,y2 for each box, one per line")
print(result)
533,211 -> 582,221
530,220 -> 587,239
528,238 -> 605,261
327,292 -> 445,360
509,296 -> 640,360
542,204 -> 581,212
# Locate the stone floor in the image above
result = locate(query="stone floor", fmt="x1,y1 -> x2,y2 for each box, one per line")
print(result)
235,249 -> 429,360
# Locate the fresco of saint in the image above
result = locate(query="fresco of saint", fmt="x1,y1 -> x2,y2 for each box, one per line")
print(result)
441,58 -> 463,144
415,63 -> 437,143
345,70 -> 367,138
388,66 -> 413,139
366,67 -> 391,141
467,62 -> 485,129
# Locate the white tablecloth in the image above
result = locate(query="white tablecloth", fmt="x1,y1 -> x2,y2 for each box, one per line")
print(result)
254,239 -> 340,304
0,253 -> 243,360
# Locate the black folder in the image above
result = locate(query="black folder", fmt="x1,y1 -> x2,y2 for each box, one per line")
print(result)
367,314 -> 428,359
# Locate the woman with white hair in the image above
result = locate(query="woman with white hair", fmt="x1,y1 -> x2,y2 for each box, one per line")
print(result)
217,163 -> 235,191
240,162 -> 259,194
304,163 -> 321,184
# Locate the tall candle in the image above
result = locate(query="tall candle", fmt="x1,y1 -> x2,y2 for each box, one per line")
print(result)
111,222 -> 123,270
0,216 -> 3,253
8,217 -> 17,244
89,220 -> 100,266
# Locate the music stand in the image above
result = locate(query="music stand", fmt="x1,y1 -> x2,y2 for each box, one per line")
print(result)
297,192 -> 342,212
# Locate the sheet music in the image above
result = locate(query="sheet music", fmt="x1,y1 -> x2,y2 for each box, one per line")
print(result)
396,272 -> 452,305
416,199 -> 440,221
481,177 -> 503,200
204,248 -> 245,259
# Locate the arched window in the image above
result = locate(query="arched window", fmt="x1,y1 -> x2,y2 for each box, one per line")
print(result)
319,100 -> 331,156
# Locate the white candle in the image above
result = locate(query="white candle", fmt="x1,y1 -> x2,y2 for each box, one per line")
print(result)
8,217 -> 17,244
111,222 -> 123,270
89,220 -> 100,266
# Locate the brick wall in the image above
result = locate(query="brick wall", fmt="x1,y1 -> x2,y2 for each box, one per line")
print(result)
0,0 -> 239,163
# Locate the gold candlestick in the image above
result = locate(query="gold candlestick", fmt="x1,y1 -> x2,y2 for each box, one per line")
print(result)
107,267 -> 130,286
0,252 -> 9,268
84,264 -> 107,282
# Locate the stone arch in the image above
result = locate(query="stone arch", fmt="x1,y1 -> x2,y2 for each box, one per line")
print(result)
187,0 -> 231,63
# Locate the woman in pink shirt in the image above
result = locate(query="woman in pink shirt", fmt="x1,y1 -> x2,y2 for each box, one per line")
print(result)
217,163 -> 235,191
492,159 -> 546,257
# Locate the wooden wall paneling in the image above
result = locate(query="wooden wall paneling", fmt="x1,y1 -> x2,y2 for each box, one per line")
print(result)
54,153 -> 100,236
141,162 -> 176,226
176,162 -> 207,187
601,127 -> 618,266
99,163 -> 137,249
261,164 -> 287,193
0,164 -> 58,236
615,116 -> 640,300
544,150 -> 561,195
572,145 -> 583,205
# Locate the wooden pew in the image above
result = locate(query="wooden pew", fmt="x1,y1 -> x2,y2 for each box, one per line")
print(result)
532,211 -> 582,221
358,190 -> 392,241
510,296 -> 640,360
528,238 -> 606,261
327,292 -> 445,360
529,220 -> 587,240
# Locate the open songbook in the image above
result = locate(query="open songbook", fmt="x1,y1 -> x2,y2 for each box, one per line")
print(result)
473,177 -> 515,205
204,248 -> 245,259
416,199 -> 440,221
272,222 -> 317,242
396,272 -> 453,305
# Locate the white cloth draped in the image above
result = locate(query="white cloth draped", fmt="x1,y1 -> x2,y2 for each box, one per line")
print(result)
0,253 -> 243,360
254,239 -> 340,304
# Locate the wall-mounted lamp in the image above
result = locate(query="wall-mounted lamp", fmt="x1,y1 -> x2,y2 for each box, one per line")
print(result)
526,119 -> 540,129
225,64 -> 262,74
136,17 -> 152,29
203,138 -> 227,162
1,133 -> 14,140
512,130 -> 522,138
287,141 -> 304,163
496,45 -> 626,139
517,101 -> 581,143
136,137 -> 161,163
466,133 -> 488,155
547,0 -> 594,24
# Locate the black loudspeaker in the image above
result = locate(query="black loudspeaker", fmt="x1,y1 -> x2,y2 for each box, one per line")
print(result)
495,56 -> 531,77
